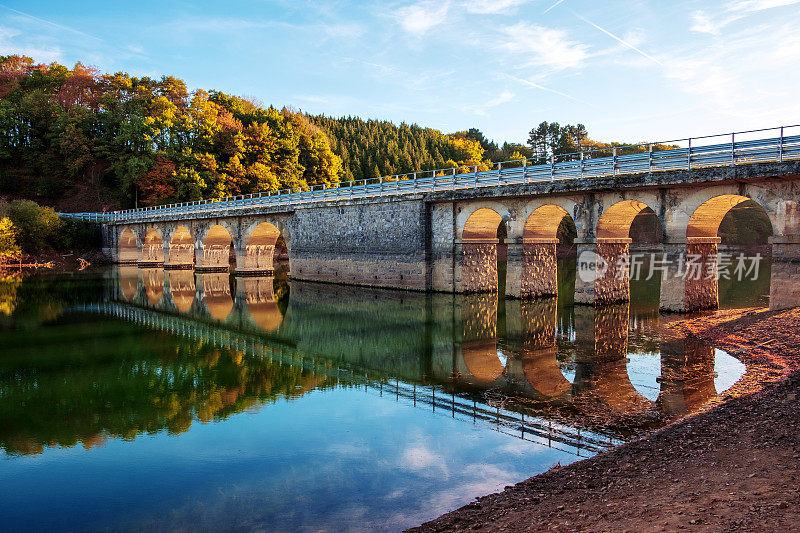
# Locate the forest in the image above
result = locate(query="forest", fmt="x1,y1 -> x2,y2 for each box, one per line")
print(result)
0,55 -> 671,214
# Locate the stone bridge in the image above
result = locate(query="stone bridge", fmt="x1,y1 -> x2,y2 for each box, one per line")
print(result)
74,129 -> 800,312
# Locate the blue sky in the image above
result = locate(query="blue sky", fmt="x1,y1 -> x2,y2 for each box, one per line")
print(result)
2,0 -> 799,145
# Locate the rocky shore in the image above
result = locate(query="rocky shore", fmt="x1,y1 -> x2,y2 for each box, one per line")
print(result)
410,307 -> 800,532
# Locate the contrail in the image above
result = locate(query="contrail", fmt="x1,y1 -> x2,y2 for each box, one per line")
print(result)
0,3 -> 102,41
544,0 -> 567,14
574,12 -> 663,66
504,74 -> 583,103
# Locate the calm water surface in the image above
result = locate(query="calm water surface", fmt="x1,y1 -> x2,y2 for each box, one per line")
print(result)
0,260 -> 756,531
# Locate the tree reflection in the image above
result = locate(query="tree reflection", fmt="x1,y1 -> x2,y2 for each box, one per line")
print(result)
0,330 -> 335,456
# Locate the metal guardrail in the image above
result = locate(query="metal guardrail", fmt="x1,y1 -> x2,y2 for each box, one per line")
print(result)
61,124 -> 800,224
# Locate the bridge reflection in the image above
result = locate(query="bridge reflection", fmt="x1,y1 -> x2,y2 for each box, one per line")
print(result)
83,267 -> 741,454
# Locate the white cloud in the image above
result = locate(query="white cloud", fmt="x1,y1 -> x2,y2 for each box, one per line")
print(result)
463,0 -> 530,14
0,25 -> 62,62
663,20 -> 800,119
689,1 -> 800,36
730,0 -> 800,12
498,22 -> 588,69
395,1 -> 451,35
486,90 -> 515,107
690,11 -> 722,35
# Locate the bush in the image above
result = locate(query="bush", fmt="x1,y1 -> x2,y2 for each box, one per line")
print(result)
0,200 -> 101,254
5,200 -> 62,253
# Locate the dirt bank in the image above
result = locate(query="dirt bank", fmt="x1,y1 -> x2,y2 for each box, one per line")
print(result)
410,307 -> 800,532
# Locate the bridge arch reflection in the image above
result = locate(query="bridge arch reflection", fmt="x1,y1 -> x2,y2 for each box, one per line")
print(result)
103,268 -> 743,440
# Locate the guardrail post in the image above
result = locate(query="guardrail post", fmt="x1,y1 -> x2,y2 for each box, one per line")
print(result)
648,143 -> 652,174
497,162 -> 502,186
580,152 -> 584,179
780,126 -> 784,162
413,173 -> 418,194
687,137 -> 692,170
380,177 -> 383,197
612,148 -> 617,178
364,179 -> 367,197
731,133 -> 735,166
550,155 -> 555,181
474,165 -> 479,188
522,158 -> 527,184
452,168 -> 456,191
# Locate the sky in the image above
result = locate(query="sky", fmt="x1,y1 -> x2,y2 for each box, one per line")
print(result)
1,0 -> 799,145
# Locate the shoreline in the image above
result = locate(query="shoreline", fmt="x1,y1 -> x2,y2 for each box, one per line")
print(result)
0,250 -> 110,272
410,306 -> 800,532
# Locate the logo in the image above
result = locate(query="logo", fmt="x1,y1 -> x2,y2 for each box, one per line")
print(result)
577,250 -> 608,283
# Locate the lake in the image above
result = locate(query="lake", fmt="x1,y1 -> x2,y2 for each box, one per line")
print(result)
0,260 -> 753,531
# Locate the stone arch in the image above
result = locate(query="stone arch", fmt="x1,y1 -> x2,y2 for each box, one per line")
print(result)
524,205 -> 571,241
687,194 -> 773,240
240,222 -> 282,274
596,200 -> 653,240
199,225 -> 233,271
167,225 -> 194,268
119,228 -> 140,263
141,228 -> 165,264
684,195 -> 774,311
167,270 -> 195,313
594,200 -> 662,304
521,205 -> 575,299
461,208 -> 503,293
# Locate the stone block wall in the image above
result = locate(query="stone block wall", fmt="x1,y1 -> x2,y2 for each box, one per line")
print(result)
288,198 -> 428,290
520,240 -> 558,299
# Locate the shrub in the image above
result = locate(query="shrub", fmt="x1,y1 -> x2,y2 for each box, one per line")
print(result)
6,200 -> 61,253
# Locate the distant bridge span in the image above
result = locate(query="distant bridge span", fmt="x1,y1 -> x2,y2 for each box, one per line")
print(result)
63,125 -> 800,311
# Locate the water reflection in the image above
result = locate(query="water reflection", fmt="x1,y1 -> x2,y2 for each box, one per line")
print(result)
521,298 -> 571,398
1,267 -> 745,455
0,267 -> 751,531
198,272 -> 233,321
238,276 -> 283,332
167,269 -> 195,313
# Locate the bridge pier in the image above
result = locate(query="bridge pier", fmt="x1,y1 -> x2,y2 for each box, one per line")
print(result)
574,239 -> 634,305
520,238 -> 559,299
460,238 -> 498,293
505,240 -> 524,299
769,238 -> 800,310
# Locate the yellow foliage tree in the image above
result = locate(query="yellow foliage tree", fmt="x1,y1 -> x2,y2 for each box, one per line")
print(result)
0,217 -> 20,258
